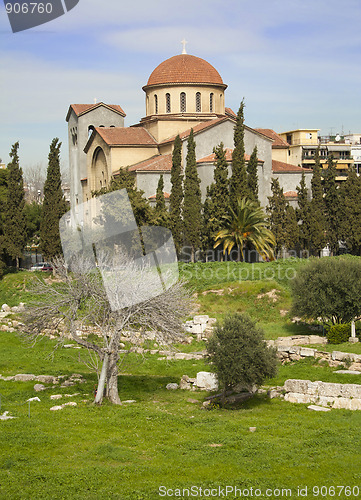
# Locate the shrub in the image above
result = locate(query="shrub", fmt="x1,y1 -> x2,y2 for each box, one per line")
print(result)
206,312 -> 277,403
290,256 -> 361,324
327,323 -> 351,344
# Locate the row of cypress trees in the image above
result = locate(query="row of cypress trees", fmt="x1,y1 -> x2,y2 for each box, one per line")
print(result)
267,148 -> 361,257
1,139 -> 67,269
168,100 -> 260,261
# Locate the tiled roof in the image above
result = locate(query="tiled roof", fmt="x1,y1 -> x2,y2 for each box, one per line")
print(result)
96,127 -> 158,146
197,148 -> 264,164
225,107 -> 237,118
272,160 -> 311,173
148,191 -> 170,199
284,191 -> 298,198
255,129 -> 289,148
128,154 -> 172,172
146,54 -> 225,87
67,102 -> 126,120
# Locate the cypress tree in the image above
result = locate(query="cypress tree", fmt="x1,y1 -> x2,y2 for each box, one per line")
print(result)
267,178 -> 288,256
309,146 -> 327,255
40,138 -> 68,260
341,167 -> 361,255
169,135 -> 183,255
3,142 -> 27,268
247,146 -> 259,204
183,129 -> 201,262
230,99 -> 248,210
202,143 -> 229,257
284,204 -> 299,251
296,172 -> 312,255
154,174 -> 169,227
324,155 -> 340,255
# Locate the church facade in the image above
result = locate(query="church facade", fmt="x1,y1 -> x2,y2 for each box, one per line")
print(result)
66,50 -> 307,211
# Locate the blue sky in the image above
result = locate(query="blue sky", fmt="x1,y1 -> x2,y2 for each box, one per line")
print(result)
1,0 -> 361,174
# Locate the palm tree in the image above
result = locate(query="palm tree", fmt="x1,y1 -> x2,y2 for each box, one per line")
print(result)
214,198 -> 276,261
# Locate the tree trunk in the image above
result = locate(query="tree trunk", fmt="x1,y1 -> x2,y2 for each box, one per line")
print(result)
106,351 -> 122,405
94,352 -> 109,404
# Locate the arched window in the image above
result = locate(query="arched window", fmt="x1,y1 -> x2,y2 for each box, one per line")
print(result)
154,94 -> 158,114
180,92 -> 186,113
166,93 -> 171,113
210,93 -> 214,112
196,92 -> 201,112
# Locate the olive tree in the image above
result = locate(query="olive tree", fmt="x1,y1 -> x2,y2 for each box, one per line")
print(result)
207,313 -> 277,404
290,257 -> 361,324
23,255 -> 193,405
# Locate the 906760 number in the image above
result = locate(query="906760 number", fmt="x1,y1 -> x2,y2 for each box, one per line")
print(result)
5,3 -> 53,14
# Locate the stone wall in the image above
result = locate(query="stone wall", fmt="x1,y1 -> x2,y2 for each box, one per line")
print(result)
284,379 -> 361,410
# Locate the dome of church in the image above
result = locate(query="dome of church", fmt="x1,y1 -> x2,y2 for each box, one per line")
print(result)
146,54 -> 225,87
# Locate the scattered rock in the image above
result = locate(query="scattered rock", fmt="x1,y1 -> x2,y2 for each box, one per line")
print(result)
196,372 -> 218,391
50,395 -> 62,400
249,427 -> 257,432
123,400 -> 136,404
27,397 -> 41,402
50,405 -> 63,411
14,374 -> 35,382
36,375 -> 57,384
208,443 -> 223,447
0,411 -> 17,420
335,370 -> 361,375
257,289 -> 279,302
1,304 -> 10,312
34,384 -> 46,392
187,398 -> 199,404
308,405 -> 331,412
166,383 -> 179,390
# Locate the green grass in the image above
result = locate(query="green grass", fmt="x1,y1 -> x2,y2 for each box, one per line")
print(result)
1,264 -> 361,498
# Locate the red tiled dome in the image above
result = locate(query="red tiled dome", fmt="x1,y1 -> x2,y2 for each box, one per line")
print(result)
146,54 -> 224,87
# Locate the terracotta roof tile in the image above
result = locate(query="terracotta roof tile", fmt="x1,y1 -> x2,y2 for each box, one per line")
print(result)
197,148 -> 264,164
255,129 -> 289,148
96,127 -> 158,146
148,191 -> 170,199
284,191 -> 298,198
225,107 -> 237,118
146,54 -> 225,87
127,154 -> 172,172
272,160 -> 312,173
68,102 -> 126,119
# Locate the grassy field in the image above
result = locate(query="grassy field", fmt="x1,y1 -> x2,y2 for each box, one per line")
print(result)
1,262 -> 361,499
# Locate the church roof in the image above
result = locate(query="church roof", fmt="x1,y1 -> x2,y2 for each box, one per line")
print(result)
255,129 -> 289,148
94,127 -> 157,147
284,191 -> 298,198
127,154 -> 172,172
272,160 -> 312,173
66,102 -> 126,121
148,191 -> 170,200
225,107 -> 237,118
145,54 -> 226,88
197,148 -> 264,164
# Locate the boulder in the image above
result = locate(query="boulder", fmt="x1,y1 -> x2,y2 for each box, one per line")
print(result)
196,372 -> 218,391
166,383 -> 178,390
1,304 -> 10,312
35,375 -> 57,384
34,384 -> 46,392
193,315 -> 209,325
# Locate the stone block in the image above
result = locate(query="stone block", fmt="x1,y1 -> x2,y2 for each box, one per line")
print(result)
332,351 -> 355,362
284,379 -> 309,394
308,405 -> 331,412
318,382 -> 342,398
332,397 -> 352,410
35,375 -> 57,384
193,315 -> 209,325
166,383 -> 178,390
34,384 -> 46,392
14,374 -> 35,382
196,371 -> 218,391
309,335 -> 327,345
306,381 -> 319,395
300,348 -> 316,357
349,398 -> 361,410
317,396 -> 335,407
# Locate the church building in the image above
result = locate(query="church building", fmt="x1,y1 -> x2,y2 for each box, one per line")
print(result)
66,46 -> 306,211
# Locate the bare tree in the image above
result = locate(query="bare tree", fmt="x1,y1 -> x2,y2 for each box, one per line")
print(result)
22,255 -> 193,405
23,163 -> 45,202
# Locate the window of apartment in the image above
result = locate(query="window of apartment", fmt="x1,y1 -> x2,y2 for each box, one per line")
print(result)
286,134 -> 292,145
180,92 -> 186,112
154,95 -> 158,114
166,93 -> 171,113
196,92 -> 201,112
210,93 -> 214,112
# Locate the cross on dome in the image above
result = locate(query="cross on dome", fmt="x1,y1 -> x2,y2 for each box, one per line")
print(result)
181,39 -> 188,54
